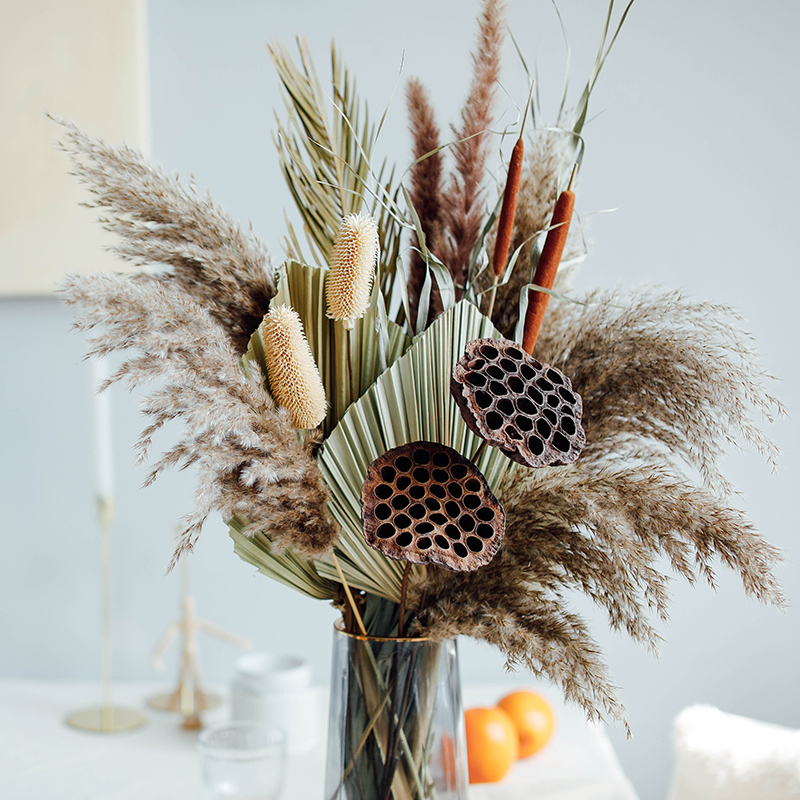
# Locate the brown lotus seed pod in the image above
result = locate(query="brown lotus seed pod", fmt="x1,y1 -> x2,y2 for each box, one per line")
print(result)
361,442 -> 505,572
451,338 -> 586,468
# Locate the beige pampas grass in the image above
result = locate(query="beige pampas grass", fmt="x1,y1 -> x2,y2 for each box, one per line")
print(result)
262,305 -> 327,429
326,213 -> 379,329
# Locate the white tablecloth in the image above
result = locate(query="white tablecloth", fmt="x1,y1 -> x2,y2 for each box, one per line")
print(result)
0,679 -> 639,799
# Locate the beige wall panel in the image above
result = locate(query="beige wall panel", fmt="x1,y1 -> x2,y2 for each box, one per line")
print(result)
0,0 -> 147,295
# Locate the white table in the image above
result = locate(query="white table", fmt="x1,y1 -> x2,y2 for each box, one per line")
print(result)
0,679 -> 639,799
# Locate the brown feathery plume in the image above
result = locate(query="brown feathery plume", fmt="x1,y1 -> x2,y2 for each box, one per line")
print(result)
262,305 -> 327,429
439,0 -> 506,294
536,288 -> 782,493
326,213 -> 379,329
54,119 -> 275,353
406,77 -> 444,327
60,273 -> 338,564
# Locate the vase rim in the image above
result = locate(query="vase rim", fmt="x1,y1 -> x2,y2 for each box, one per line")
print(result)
333,619 -> 432,643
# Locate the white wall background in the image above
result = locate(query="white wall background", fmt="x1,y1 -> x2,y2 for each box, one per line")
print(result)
1,2 -> 798,798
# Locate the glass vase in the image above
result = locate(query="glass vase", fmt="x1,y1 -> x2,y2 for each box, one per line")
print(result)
325,624 -> 468,800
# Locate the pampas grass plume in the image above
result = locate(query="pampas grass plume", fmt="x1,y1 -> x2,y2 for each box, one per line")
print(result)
326,213 -> 378,329
262,305 -> 327,429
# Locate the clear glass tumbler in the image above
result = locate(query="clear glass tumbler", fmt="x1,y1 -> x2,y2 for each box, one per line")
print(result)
197,721 -> 287,800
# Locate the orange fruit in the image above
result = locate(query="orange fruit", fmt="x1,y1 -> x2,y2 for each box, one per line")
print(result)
464,706 -> 519,783
496,690 -> 556,758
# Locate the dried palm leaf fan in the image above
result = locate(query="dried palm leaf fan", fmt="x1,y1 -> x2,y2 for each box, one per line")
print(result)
361,442 -> 504,571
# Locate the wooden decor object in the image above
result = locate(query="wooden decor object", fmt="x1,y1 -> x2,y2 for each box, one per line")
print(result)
361,442 -> 504,572
452,338 -> 586,468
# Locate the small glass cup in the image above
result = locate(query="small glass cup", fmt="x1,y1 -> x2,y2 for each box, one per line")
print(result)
197,721 -> 287,800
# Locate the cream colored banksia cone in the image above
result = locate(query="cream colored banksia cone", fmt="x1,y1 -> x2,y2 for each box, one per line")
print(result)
262,305 -> 327,429
326,213 -> 379,329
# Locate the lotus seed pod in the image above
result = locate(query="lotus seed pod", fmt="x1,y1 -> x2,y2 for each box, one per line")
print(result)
361,442 -> 505,572
451,338 -> 586,468
262,304 -> 327,429
326,213 -> 379,329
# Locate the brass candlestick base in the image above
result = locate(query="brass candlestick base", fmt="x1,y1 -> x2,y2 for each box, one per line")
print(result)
147,686 -> 222,713
66,705 -> 147,733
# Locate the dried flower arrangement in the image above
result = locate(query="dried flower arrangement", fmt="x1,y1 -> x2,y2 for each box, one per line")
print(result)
58,0 -> 783,744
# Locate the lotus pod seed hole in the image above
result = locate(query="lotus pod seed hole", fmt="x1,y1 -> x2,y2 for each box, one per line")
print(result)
425,497 -> 441,511
409,503 -> 426,519
453,543 -> 469,558
432,452 -> 450,468
527,386 -> 544,405
445,524 -> 461,540
475,391 -> 493,409
445,501 -> 461,517
375,484 -> 393,500
486,412 -> 504,430
380,466 -> 396,482
459,515 -> 476,532
467,536 -> 484,553
376,503 -> 392,520
451,464 -> 468,480
497,398 -> 514,415
447,483 -> 463,498
536,419 -> 552,438
390,495 -> 409,510
409,485 -> 425,500
553,432 -> 571,452
465,479 -> 481,492
417,537 -> 433,550
508,376 -> 524,393
413,448 -> 431,464
463,494 -> 481,509
394,513 -> 411,528
480,345 -> 499,360
395,456 -> 412,472
499,358 -> 516,373
435,535 -> 451,550
396,531 -> 413,547
466,372 -> 487,387
376,524 -> 394,539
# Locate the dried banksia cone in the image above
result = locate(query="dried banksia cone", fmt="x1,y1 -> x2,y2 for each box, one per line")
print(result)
452,338 -> 586,467
361,442 -> 505,572
262,304 -> 327,429
326,213 -> 379,329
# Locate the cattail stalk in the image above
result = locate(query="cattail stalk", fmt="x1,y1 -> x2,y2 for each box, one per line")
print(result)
486,135 -> 524,318
326,213 -> 379,330
262,305 -> 327,429
521,164 -> 578,354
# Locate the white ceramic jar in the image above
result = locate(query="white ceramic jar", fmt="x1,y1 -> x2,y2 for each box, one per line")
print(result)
231,653 -> 320,755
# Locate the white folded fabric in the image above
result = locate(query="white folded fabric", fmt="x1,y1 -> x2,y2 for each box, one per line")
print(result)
667,705 -> 800,800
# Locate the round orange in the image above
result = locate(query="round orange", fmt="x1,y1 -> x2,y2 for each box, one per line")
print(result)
497,690 -> 556,758
464,706 -> 519,784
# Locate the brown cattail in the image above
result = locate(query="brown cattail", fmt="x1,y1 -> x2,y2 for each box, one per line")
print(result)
262,305 -> 327,429
326,213 -> 379,329
492,136 -> 524,279
521,165 -> 577,354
